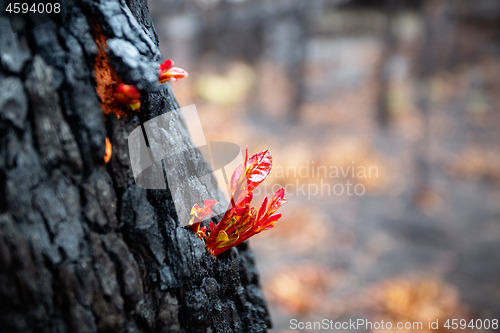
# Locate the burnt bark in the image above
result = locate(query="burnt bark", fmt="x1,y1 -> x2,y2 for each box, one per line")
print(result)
0,0 -> 271,332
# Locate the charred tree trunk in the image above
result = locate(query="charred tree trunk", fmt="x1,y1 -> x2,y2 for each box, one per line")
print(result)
0,0 -> 271,332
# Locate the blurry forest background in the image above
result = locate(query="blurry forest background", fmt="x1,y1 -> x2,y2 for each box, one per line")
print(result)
148,0 -> 500,331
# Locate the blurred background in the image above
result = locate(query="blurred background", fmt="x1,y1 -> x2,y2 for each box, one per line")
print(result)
148,0 -> 500,331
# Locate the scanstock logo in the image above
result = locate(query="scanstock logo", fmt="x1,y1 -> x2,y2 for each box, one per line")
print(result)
128,105 -> 243,226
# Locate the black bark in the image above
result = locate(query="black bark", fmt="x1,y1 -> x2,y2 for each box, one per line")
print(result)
0,0 -> 271,332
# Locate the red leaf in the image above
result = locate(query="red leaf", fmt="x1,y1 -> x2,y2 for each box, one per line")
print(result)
159,59 -> 173,72
158,59 -> 188,83
258,196 -> 268,220
230,148 -> 272,206
230,162 -> 245,195
245,149 -> 272,193
269,188 -> 287,215
259,213 -> 282,231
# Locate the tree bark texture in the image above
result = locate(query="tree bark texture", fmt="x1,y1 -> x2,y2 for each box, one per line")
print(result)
0,0 -> 271,332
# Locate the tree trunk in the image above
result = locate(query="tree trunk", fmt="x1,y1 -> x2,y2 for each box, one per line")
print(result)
0,0 -> 271,332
